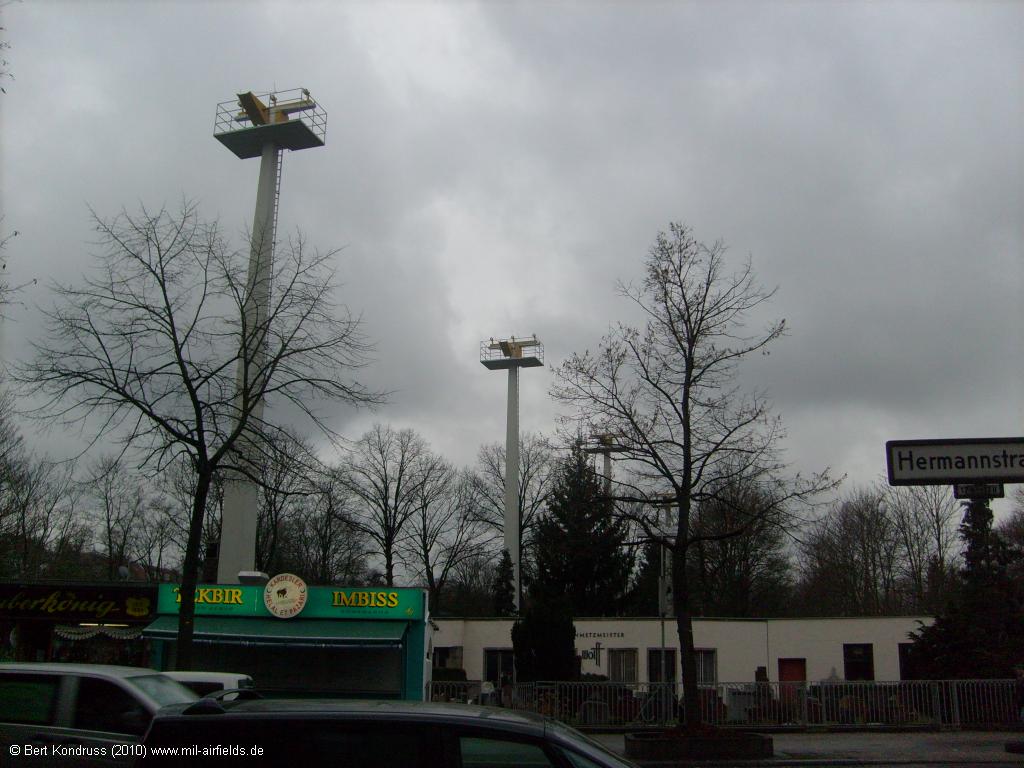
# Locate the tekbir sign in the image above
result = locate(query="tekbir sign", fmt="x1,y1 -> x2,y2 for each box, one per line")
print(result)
886,437 -> 1024,486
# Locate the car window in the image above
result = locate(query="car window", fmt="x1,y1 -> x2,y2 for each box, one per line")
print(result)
546,721 -> 638,768
144,719 -> 430,768
184,681 -> 224,697
130,674 -> 199,706
313,728 -> 424,767
559,748 -> 620,768
459,736 -> 555,768
0,674 -> 59,725
73,677 -> 148,735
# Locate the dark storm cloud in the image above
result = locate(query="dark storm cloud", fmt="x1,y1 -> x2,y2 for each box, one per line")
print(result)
2,1 -> 1020,502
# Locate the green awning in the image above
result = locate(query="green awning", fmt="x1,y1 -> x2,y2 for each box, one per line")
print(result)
143,616 -> 407,648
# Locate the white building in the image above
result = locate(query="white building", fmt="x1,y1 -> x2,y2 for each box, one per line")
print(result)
432,616 -> 932,685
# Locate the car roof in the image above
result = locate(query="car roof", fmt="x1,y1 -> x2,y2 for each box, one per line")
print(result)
161,671 -> 252,683
154,698 -> 550,734
0,662 -> 161,678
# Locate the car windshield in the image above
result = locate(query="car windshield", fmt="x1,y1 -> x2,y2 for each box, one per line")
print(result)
129,674 -> 200,706
545,720 -> 640,768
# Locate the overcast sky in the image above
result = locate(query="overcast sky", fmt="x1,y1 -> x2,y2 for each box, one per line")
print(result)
2,1 -> 1021,516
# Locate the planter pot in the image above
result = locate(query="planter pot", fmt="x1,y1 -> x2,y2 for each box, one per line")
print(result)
624,730 -> 773,760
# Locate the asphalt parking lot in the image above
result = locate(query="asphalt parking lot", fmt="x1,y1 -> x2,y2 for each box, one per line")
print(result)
593,730 -> 1024,766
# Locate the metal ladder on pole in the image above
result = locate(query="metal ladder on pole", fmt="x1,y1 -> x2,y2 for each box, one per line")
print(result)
270,149 -> 284,257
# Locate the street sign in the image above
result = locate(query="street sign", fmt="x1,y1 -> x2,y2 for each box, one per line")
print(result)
953,483 -> 1004,500
886,437 -> 1024,486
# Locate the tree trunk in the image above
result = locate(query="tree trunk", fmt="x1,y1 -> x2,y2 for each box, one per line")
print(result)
676,531 -> 701,727
175,469 -> 212,670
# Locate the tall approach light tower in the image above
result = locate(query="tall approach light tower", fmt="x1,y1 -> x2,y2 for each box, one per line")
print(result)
481,335 -> 544,612
214,89 -> 327,584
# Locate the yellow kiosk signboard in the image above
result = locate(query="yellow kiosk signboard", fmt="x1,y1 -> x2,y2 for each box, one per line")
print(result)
158,583 -> 426,620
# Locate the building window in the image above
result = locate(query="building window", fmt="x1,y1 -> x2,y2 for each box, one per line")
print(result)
695,649 -> 717,685
843,643 -> 875,681
433,646 -> 463,669
484,649 -> 514,685
608,649 -> 638,683
898,643 -> 913,680
647,648 -> 677,683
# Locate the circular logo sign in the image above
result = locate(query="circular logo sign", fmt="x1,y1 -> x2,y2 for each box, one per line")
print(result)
263,573 -> 308,619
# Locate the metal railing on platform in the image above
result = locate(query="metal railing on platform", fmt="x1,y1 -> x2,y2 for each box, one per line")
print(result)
428,679 -> 1019,730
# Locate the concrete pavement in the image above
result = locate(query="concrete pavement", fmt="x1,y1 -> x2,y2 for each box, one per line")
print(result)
591,730 -> 1024,766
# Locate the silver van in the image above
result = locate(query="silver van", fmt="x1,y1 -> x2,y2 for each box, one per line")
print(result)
0,662 -> 198,767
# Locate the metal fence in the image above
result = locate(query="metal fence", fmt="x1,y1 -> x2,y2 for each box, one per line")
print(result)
428,679 -> 1020,730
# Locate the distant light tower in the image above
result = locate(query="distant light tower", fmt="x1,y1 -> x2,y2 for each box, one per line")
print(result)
584,433 -> 629,496
213,89 -> 327,584
481,335 -> 544,612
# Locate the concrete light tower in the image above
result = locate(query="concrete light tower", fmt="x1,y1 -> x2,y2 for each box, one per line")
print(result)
481,335 -> 544,612
213,89 -> 327,584
584,433 -> 629,496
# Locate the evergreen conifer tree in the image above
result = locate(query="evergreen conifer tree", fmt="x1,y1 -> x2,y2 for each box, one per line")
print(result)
511,594 -> 578,682
533,444 -> 633,616
492,549 -> 516,617
907,499 -> 1023,678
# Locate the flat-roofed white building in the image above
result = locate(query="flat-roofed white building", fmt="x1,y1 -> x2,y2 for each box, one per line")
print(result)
432,616 -> 932,685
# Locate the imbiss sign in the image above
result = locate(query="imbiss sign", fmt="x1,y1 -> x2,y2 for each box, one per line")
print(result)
886,438 -> 1024,486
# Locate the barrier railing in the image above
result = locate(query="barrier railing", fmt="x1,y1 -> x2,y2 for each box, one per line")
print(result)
428,679 -> 1020,729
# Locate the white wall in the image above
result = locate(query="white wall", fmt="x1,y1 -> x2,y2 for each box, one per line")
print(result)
433,615 -> 933,683
766,617 -> 931,682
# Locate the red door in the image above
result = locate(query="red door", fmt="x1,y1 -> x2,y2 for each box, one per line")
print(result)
778,658 -> 806,683
778,658 -> 806,707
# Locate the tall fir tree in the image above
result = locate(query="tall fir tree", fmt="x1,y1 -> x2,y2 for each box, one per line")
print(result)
492,549 -> 516,617
907,499 -> 1024,678
511,593 -> 579,682
532,444 -> 633,616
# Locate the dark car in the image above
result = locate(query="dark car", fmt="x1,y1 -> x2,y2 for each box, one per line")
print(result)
139,698 -> 639,768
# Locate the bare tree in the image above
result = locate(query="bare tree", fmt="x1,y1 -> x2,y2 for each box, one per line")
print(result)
0,6 -> 12,95
884,484 -> 960,613
0,390 -> 25,530
796,488 -> 904,615
134,498 -> 179,581
255,430 -> 321,574
14,203 -> 381,667
155,453 -> 222,578
85,456 -> 148,579
3,456 -> 88,579
446,550 -> 502,616
552,223 -> 836,727
293,471 -> 367,585
401,467 -> 491,613
0,393 -> 99,582
689,478 -> 796,617
341,424 -> 434,586
998,489 -> 1024,548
